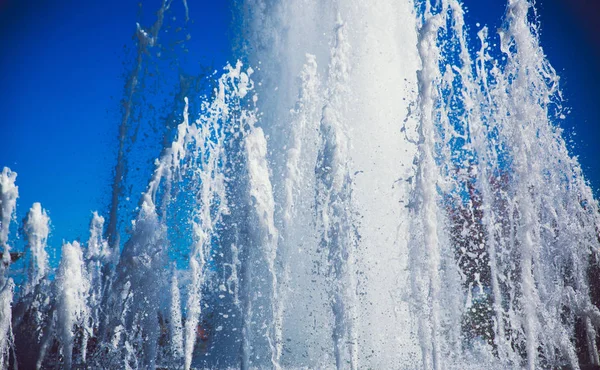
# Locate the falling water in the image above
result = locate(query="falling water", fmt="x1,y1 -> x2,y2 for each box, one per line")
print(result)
2,0 -> 600,369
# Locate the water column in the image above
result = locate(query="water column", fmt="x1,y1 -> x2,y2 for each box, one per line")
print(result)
0,168 -> 17,368
23,203 -> 50,295
313,13 -> 358,370
336,1 -> 422,367
242,0 -> 425,367
53,241 -> 90,370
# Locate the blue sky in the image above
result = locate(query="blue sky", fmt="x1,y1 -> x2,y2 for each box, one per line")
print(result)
0,0 -> 598,262
0,0 -> 230,261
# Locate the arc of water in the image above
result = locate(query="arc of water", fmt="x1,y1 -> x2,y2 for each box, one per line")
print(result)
106,0 -> 186,249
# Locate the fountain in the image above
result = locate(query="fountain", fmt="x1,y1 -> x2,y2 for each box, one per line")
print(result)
1,0 -> 599,368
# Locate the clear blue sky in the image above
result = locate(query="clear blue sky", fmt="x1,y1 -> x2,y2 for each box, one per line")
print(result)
0,0 -> 598,264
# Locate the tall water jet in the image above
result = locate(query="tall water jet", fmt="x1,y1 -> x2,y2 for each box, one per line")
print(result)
0,168 -> 18,267
23,203 -> 50,296
169,269 -> 184,362
85,212 -> 112,362
13,203 -> 51,369
0,168 -> 17,368
313,14 -> 358,369
410,4 -> 449,369
52,241 -> 90,369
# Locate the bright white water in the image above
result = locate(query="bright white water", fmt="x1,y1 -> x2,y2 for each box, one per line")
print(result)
1,0 -> 600,369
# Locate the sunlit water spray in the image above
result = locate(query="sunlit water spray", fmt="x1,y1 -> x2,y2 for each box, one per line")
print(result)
1,0 -> 600,369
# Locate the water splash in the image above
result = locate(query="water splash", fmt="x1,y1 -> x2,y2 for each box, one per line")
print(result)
0,168 -> 17,368
3,0 -> 600,369
52,241 -> 90,370
0,168 -> 18,264
23,204 -> 50,296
